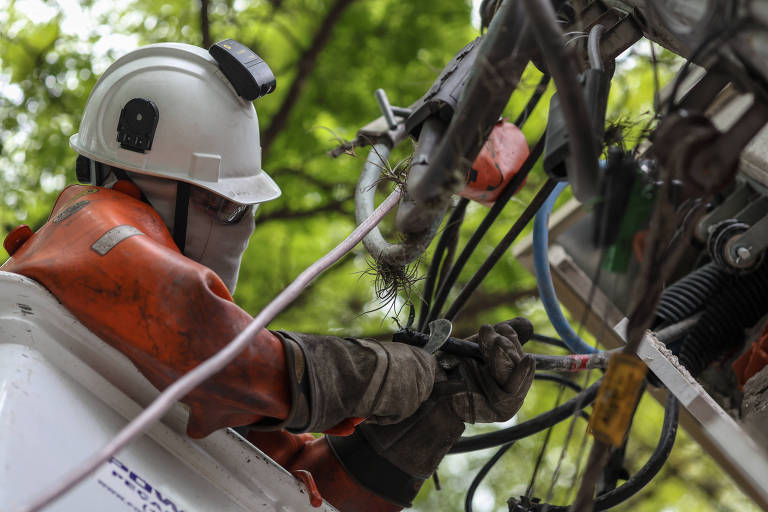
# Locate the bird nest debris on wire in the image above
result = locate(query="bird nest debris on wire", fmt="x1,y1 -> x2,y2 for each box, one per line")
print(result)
359,256 -> 422,320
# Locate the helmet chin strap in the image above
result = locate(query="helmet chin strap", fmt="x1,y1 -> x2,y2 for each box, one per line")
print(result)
101,163 -> 189,253
173,182 -> 191,253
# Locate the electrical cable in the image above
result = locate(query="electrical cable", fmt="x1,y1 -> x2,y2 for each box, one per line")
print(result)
530,333 -> 568,350
653,262 -> 725,329
418,198 -> 469,331
523,392 -> 679,511
438,210 -> 464,289
425,138 -> 546,324
534,373 -> 586,396
16,188 -> 406,512
679,258 -> 768,376
464,373 -> 588,512
587,24 -> 604,72
520,0 -> 599,211
465,443 -> 513,512
533,181 -> 597,354
653,313 -> 702,346
450,378 -> 601,454
444,179 -> 558,321
525,383 -> 567,498
423,72 -> 552,325
420,78 -> 550,327
545,248 -> 612,502
514,74 -> 551,128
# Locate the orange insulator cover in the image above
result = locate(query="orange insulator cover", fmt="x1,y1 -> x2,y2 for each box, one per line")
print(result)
733,324 -> 768,390
460,120 -> 530,206
1,185 -> 292,438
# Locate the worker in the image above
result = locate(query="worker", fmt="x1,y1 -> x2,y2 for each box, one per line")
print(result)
0,41 -> 535,511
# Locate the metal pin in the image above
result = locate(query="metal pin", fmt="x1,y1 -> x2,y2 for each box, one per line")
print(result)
375,88 -> 398,130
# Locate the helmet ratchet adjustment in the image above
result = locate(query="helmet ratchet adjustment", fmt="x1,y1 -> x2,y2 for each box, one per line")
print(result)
116,98 -> 159,153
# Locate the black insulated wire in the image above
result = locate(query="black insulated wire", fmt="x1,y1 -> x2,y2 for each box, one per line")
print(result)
464,374 -> 587,512
530,333 -> 568,350
514,74 -> 551,128
465,443 -> 513,512
438,213 -> 464,291
418,198 -> 469,332
450,377 -> 601,454
425,137 -> 547,325
520,393 -> 679,511
654,313 -> 702,346
534,373 -> 585,395
444,178 -> 557,322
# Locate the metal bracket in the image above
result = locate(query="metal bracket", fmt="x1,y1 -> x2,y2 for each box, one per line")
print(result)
725,210 -> 768,268
328,89 -> 411,157
696,181 -> 757,240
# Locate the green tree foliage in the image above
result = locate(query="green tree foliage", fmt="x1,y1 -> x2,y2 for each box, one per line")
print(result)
0,1 -> 761,510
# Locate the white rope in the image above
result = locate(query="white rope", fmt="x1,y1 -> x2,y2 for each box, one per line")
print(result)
16,187 -> 404,512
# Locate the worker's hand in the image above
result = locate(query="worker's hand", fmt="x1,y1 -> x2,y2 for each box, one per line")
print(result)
445,317 -> 535,423
327,316 -> 537,507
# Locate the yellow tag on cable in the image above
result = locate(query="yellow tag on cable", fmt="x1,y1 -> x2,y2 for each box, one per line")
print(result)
587,352 -> 647,447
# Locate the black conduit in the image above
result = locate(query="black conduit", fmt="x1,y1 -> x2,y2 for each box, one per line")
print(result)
679,260 -> 768,376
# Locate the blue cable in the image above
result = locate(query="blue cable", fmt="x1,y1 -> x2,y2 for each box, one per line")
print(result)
532,181 -> 599,354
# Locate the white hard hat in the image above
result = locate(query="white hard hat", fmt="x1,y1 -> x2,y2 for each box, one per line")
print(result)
70,42 -> 280,205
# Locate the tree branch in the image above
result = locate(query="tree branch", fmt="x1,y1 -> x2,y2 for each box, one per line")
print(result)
270,167 -> 351,192
272,251 -> 358,317
261,0 -> 357,157
451,288 -> 540,334
256,196 -> 354,224
200,0 -> 211,48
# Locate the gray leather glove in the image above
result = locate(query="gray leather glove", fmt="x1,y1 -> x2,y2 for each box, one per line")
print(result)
262,331 -> 439,434
327,317 -> 535,507
445,317 -> 535,423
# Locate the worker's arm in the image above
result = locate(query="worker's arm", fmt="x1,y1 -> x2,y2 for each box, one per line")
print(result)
3,185 -> 438,439
276,320 -> 535,511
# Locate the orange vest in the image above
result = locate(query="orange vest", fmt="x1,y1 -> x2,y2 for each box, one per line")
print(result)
2,184 -> 291,438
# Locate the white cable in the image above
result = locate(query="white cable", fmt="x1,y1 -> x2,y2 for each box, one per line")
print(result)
16,187 -> 404,512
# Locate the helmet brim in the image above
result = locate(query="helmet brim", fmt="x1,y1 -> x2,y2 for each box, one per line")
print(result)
71,133 -> 281,205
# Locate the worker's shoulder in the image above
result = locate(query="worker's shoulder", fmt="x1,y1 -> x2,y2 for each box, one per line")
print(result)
49,183 -> 176,249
